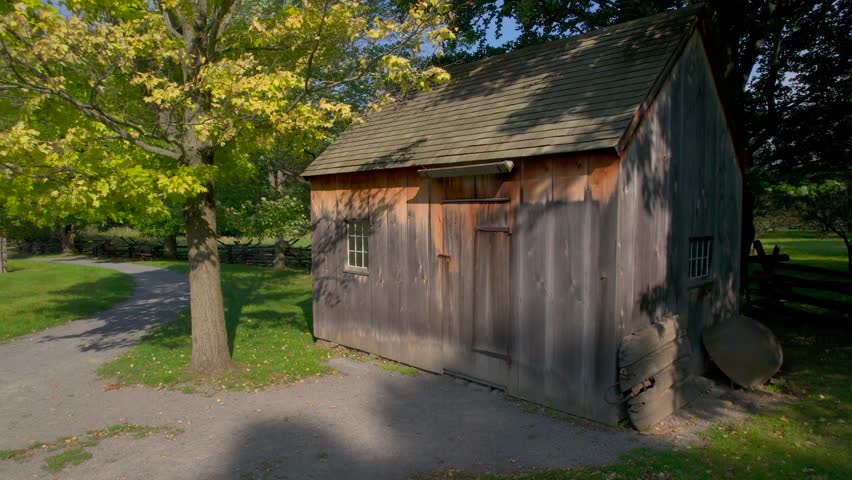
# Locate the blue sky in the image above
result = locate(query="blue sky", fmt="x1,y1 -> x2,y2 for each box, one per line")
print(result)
483,12 -> 522,47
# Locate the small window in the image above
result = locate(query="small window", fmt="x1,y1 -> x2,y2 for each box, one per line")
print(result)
688,237 -> 712,280
346,219 -> 369,271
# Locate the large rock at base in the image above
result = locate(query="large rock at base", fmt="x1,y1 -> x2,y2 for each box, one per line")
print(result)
703,315 -> 783,389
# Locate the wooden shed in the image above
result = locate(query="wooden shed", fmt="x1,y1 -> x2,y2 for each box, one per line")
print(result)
303,7 -> 742,425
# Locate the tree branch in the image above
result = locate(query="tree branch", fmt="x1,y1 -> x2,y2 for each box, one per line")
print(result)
215,0 -> 240,50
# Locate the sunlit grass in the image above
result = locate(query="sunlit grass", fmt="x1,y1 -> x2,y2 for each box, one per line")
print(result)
0,259 -> 135,342
756,230 -> 848,271
99,261 -> 332,391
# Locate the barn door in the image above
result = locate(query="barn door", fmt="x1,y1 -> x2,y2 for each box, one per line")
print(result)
442,200 -> 512,388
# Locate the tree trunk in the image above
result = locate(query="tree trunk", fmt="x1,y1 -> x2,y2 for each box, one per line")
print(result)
163,234 -> 178,260
273,237 -> 289,270
845,238 -> 851,274
0,237 -> 7,273
59,224 -> 76,254
185,182 -> 233,374
741,187 -> 756,299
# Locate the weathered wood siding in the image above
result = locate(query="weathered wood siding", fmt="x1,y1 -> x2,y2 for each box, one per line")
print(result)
310,32 -> 740,427
616,33 -> 741,375
512,152 -> 622,424
311,170 -> 443,371
311,150 -> 624,424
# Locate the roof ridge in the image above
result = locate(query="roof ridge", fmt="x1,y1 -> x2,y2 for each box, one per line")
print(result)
445,6 -> 703,75
304,6 -> 705,177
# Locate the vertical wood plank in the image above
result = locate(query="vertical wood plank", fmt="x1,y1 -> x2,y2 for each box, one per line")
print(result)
514,157 -> 552,404
310,176 -> 330,340
429,177 -> 446,372
589,152 -> 623,423
386,171 -> 407,362
333,174 -> 355,348
547,154 -> 588,412
404,170 -> 435,367
369,171 -> 390,358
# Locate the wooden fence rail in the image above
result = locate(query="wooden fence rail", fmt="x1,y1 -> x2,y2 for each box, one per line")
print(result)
14,238 -> 312,270
747,240 -> 851,319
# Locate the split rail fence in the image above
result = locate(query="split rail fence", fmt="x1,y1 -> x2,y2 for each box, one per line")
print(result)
15,238 -> 311,270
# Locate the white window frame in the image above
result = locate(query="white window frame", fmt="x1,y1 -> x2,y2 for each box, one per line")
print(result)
688,236 -> 713,280
345,219 -> 369,274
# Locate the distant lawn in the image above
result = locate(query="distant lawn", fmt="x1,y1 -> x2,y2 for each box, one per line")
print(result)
756,230 -> 848,271
99,261 -> 332,391
0,259 -> 135,342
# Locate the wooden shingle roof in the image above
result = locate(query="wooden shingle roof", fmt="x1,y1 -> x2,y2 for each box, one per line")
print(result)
303,8 -> 700,177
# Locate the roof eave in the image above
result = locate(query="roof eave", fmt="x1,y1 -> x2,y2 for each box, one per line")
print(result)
614,15 -> 701,156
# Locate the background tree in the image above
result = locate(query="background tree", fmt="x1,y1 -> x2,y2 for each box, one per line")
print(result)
434,0 -> 849,281
0,0 -> 453,373
217,147 -> 313,268
772,179 -> 852,272
135,202 -> 186,259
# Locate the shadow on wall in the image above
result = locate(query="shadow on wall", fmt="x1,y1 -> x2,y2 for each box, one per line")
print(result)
619,33 -> 741,428
308,21 -> 740,427
310,171 -> 422,316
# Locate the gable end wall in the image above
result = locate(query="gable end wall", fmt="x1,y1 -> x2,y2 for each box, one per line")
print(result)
615,32 -> 742,374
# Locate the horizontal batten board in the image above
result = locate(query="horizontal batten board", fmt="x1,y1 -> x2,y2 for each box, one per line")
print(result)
420,161 -> 514,178
442,198 -> 511,204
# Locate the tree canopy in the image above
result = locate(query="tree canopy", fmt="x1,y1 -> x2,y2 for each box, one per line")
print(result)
0,0 -> 454,372
435,0 -> 850,270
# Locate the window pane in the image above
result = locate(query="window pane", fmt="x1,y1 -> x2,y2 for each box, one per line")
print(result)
688,237 -> 713,279
345,219 -> 370,271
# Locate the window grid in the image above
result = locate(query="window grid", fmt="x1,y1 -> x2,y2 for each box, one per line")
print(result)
688,237 -> 712,280
347,220 -> 369,270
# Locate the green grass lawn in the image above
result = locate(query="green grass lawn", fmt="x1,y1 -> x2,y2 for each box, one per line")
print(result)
756,230 -> 849,272
99,261 -> 333,391
0,259 -> 135,342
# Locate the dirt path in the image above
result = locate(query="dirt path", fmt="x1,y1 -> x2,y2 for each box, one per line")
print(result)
0,258 -> 661,479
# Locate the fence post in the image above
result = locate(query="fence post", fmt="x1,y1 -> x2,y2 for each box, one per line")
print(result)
0,237 -> 7,273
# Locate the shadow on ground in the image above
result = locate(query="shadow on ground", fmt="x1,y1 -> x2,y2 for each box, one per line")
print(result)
212,358 -> 664,480
37,266 -> 188,352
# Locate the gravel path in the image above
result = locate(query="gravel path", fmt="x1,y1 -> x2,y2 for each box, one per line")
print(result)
0,258 -> 661,480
